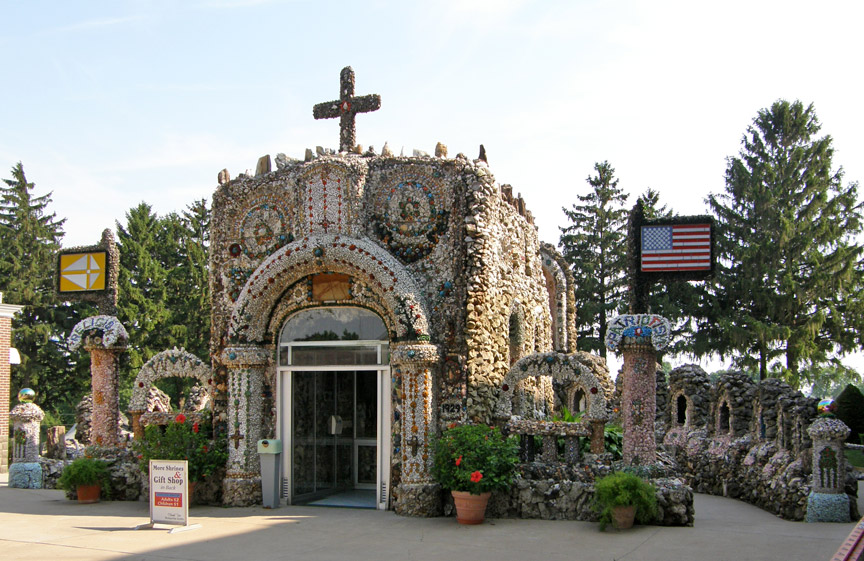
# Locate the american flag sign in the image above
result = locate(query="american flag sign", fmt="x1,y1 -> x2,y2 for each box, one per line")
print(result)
641,224 -> 711,272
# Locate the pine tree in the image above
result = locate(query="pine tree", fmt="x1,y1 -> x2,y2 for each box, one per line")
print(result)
116,201 -> 212,405
0,163 -> 91,416
559,161 -> 629,357
705,100 -> 864,383
116,203 -> 172,395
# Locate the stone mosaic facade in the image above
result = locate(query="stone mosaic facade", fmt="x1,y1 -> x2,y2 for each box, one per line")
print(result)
209,144 -> 573,510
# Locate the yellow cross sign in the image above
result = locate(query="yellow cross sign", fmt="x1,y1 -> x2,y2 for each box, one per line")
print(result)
59,252 -> 107,292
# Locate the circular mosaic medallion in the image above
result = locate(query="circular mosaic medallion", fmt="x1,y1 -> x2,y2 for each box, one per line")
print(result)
372,174 -> 448,263
239,203 -> 293,259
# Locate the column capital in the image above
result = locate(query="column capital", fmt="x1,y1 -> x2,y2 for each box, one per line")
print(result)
390,342 -> 439,365
605,314 -> 671,353
221,345 -> 272,367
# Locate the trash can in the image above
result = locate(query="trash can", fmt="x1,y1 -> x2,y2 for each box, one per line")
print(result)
257,439 -> 282,508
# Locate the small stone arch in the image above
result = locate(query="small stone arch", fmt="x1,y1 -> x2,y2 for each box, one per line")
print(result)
229,233 -> 430,344
495,352 -> 608,422
672,391 -> 691,426
716,397 -> 731,435
539,245 -> 574,352
129,348 -> 214,413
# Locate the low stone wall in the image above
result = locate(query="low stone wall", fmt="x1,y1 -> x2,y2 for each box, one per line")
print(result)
668,432 -> 860,521
41,447 -> 224,505
448,461 -> 695,526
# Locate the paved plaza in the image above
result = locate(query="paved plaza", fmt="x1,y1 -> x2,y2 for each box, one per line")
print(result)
0,474 -> 860,561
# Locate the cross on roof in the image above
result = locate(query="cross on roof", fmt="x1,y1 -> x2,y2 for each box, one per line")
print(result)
313,66 -> 381,153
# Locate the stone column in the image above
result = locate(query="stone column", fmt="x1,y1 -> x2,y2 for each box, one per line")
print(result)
805,417 -> 851,522
68,316 -> 128,448
85,344 -> 125,447
221,345 -> 271,506
391,342 -> 440,517
9,391 -> 44,488
605,314 -> 671,466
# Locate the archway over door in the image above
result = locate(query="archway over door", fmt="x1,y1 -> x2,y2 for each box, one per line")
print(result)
277,307 -> 391,509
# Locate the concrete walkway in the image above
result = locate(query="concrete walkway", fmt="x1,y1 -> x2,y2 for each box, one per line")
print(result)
0,475 -> 860,561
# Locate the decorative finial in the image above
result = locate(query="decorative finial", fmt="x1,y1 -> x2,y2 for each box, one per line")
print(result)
312,66 -> 382,153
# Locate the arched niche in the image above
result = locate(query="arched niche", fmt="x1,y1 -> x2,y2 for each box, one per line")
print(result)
129,348 -> 214,413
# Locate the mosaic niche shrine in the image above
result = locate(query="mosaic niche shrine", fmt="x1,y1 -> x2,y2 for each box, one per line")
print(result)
209,80 -> 577,511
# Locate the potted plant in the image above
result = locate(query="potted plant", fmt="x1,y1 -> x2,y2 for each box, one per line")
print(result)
58,457 -> 111,503
592,471 -> 658,530
133,412 -> 228,501
431,424 -> 518,524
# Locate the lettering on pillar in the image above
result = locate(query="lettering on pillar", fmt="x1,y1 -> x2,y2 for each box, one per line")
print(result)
632,398 -> 644,426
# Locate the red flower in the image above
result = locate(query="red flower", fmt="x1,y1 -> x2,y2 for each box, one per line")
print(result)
193,422 -> 200,434
455,455 -> 462,466
470,471 -> 483,483
202,445 -> 208,454
175,413 -> 187,424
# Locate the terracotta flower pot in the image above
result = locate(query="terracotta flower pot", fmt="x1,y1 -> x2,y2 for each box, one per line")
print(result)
451,490 -> 491,525
76,484 -> 101,504
612,505 -> 636,529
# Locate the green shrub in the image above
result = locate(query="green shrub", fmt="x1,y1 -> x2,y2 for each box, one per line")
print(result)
58,457 -> 111,493
593,471 -> 658,530
133,412 -> 227,482
431,424 -> 518,494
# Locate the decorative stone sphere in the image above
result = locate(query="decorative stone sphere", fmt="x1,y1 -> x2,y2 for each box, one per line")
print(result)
17,388 -> 35,403
817,398 -> 836,416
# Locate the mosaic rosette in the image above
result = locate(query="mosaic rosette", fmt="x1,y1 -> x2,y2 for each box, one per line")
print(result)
605,314 -> 671,352
371,170 -> 449,264
238,201 -> 294,259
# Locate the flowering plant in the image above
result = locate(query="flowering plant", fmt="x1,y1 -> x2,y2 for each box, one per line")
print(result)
431,424 -> 518,494
133,412 -> 227,482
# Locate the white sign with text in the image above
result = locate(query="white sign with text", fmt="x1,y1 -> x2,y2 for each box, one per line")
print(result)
149,460 -> 189,526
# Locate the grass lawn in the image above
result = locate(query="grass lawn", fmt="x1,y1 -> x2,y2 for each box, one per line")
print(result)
845,448 -> 864,468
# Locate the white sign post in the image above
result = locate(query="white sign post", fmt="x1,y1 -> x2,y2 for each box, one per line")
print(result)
135,460 -> 201,533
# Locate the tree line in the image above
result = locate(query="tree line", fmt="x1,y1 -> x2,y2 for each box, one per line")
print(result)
0,165 -> 210,421
560,100 -> 864,392
1,99 -> 860,420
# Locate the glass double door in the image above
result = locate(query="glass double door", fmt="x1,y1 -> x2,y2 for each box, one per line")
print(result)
291,370 -> 378,502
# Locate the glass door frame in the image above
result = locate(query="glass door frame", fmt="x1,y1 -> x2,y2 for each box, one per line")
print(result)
277,363 -> 391,509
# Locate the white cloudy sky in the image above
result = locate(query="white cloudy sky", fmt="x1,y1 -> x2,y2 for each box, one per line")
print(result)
2,0 -> 863,374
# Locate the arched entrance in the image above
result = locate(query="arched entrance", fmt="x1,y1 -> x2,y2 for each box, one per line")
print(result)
277,307 -> 391,509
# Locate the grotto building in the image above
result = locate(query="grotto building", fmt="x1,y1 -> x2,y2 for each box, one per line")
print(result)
208,67 -> 578,513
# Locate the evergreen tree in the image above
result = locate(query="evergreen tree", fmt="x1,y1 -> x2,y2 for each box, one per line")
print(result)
704,100 -> 864,383
559,161 -> 629,357
116,201 -> 211,406
116,203 -> 172,397
0,163 -> 91,416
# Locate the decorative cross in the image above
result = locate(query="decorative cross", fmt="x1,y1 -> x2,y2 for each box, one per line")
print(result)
230,432 -> 245,449
313,66 -> 381,153
407,435 -> 420,456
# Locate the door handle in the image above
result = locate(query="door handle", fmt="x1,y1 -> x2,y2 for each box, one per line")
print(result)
329,415 -> 343,435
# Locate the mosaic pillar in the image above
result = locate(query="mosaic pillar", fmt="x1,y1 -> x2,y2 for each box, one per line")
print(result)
391,342 -> 440,517
8,391 -> 44,488
806,417 -> 851,522
605,314 -> 671,466
221,345 -> 270,507
68,316 -> 129,448
85,344 -> 125,447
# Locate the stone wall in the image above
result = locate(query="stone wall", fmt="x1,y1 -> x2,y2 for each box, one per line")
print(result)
659,367 -> 860,521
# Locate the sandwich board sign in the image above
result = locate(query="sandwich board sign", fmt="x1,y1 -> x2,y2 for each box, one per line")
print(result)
135,460 -> 200,533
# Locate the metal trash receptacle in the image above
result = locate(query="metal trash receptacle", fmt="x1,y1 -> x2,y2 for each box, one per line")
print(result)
257,439 -> 282,508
